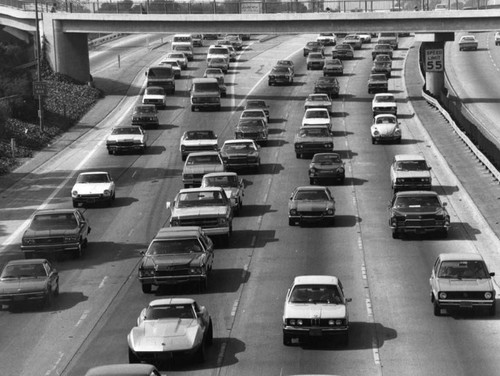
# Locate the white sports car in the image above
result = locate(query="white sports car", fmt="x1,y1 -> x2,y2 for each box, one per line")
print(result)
128,298 -> 213,364
71,171 -> 115,207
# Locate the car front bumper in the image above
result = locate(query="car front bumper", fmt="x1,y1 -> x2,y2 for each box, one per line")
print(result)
107,143 -> 146,153
283,325 -> 348,338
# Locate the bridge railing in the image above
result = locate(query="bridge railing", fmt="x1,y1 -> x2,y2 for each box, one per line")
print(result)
3,0 -> 484,14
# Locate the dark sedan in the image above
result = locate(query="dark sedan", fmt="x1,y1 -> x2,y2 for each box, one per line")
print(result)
21,209 -> 91,259
0,259 -> 59,309
314,77 -> 340,98
309,153 -> 346,185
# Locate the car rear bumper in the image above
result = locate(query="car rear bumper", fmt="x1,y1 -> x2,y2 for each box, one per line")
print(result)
0,291 -> 47,304
139,275 -> 207,286
21,242 -> 81,252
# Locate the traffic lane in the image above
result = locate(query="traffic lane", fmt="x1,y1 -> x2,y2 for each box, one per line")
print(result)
58,35 -> 317,375
445,31 -> 500,141
346,38 -> 500,376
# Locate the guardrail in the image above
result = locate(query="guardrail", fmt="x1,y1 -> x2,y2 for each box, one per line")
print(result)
417,44 -> 500,184
2,0 -> 487,14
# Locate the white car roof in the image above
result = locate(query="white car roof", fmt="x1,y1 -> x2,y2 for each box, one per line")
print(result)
78,171 -> 109,176
438,253 -> 485,262
293,275 -> 339,286
149,298 -> 196,307
223,139 -> 256,145
394,154 -> 426,161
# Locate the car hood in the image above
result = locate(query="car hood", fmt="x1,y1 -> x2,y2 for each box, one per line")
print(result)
145,253 -> 204,268
371,124 -> 398,135
183,165 -> 225,174
435,278 -> 494,292
72,183 -> 112,194
305,101 -> 331,107
172,206 -> 229,218
285,303 -> 346,319
129,320 -> 201,352
0,278 -> 47,294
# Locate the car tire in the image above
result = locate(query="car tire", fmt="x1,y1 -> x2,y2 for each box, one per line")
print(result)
107,149 -> 113,155
191,105 -> 196,112
141,283 -> 152,294
73,242 -> 83,259
54,281 -> 60,296
309,178 -> 314,185
289,218 -> 295,226
372,137 -> 376,144
72,200 -> 78,208
128,348 -> 139,363
440,229 -> 448,239
433,301 -> 442,316
195,340 -> 206,363
296,153 -> 301,159
283,333 -> 292,346
340,332 -> 349,346
206,319 -> 214,346
198,277 -> 208,292
392,231 -> 399,239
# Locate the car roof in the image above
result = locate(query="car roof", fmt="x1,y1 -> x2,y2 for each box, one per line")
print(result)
149,297 -> 196,306
374,93 -> 394,98
394,154 -> 426,161
374,114 -> 397,119
395,190 -> 439,197
186,151 -> 220,157
203,172 -> 238,178
154,226 -> 204,239
192,77 -> 219,84
179,187 -> 225,194
313,152 -> 341,158
78,171 -> 109,176
223,139 -> 256,145
305,108 -> 329,112
33,208 -> 80,216
84,364 -> 159,376
4,258 -> 49,266
293,275 -> 339,286
294,186 -> 329,192
438,253 -> 485,262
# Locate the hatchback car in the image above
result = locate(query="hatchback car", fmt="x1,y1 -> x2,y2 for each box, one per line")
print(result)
309,153 -> 345,185
71,171 -> 116,207
430,253 -> 496,316
288,186 -> 336,226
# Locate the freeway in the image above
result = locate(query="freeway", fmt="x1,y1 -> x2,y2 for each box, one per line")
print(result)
1,32 -> 500,376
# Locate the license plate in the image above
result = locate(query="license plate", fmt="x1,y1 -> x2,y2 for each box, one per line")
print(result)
309,329 -> 322,336
13,296 -> 24,301
460,302 -> 473,308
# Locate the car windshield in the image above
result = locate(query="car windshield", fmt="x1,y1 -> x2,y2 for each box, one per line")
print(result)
437,261 -> 490,279
312,154 -> 341,164
376,44 -> 391,50
239,119 -> 265,128
308,95 -> 329,102
145,304 -> 195,320
306,110 -> 329,119
370,75 -> 387,81
246,100 -> 266,108
395,161 -> 428,171
147,238 -> 203,255
394,196 -> 440,208
0,263 -> 47,279
203,175 -> 239,188
135,106 -> 156,114
186,155 -> 221,165
184,131 -> 216,140
299,128 -> 330,137
111,127 -> 142,135
177,190 -> 225,207
145,88 -> 164,95
29,213 -> 78,231
375,95 -> 394,103
76,173 -> 110,184
223,143 -> 255,152
277,60 -> 292,66
290,284 -> 342,304
168,53 -> 185,59
309,53 -> 323,59
375,116 -> 396,124
317,78 -> 337,85
293,189 -> 329,201
272,66 -> 289,73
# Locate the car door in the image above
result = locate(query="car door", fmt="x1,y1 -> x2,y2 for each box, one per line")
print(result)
44,260 -> 58,294
200,233 -> 214,269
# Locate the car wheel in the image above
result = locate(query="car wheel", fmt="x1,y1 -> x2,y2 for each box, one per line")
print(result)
206,319 -> 214,346
141,283 -> 152,294
195,340 -> 206,363
72,200 -> 78,208
283,333 -> 292,346
198,278 -> 208,293
54,280 -> 60,296
440,229 -> 448,239
181,154 -> 187,161
288,218 -> 295,226
309,178 -> 314,185
191,105 -> 196,112
107,149 -> 113,155
392,231 -> 399,239
340,332 -> 349,346
73,242 -> 83,259
296,153 -> 301,159
372,137 -> 376,144
433,300 -> 442,316
128,348 -> 139,363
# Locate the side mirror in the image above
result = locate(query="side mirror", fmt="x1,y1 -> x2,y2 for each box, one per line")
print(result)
428,166 -> 432,170
166,201 -> 172,209
442,202 -> 447,207
345,298 -> 352,303
490,272 -> 495,277
140,250 -> 146,256
145,71 -> 148,76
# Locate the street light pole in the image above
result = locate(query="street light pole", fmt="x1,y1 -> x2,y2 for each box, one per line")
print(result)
34,0 -> 44,132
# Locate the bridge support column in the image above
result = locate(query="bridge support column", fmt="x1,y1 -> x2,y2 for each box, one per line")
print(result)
415,33 -> 454,98
43,17 -> 91,84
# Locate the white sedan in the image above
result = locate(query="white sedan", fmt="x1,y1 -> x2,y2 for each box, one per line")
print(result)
302,108 -> 332,132
71,171 -> 115,207
142,86 -> 166,108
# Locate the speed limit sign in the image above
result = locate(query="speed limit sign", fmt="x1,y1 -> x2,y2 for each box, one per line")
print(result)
425,49 -> 444,72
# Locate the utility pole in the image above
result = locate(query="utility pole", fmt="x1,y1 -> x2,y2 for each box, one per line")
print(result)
33,0 -> 45,132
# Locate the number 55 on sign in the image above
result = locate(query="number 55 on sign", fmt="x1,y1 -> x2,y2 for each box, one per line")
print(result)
425,49 -> 444,72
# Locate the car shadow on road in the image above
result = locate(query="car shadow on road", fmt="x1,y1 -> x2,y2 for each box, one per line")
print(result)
2,291 -> 88,313
236,204 -> 274,217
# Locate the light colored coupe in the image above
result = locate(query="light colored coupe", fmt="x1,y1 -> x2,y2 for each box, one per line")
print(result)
106,125 -> 148,155
201,172 -> 245,213
127,298 -> 213,364
304,94 -> 333,113
71,171 -> 115,207
371,114 -> 401,144
179,130 -> 219,161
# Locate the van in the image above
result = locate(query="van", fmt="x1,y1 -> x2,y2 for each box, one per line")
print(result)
378,32 -> 399,50
172,33 -> 193,49
190,78 -> 221,112
145,65 -> 175,94
207,45 -> 230,63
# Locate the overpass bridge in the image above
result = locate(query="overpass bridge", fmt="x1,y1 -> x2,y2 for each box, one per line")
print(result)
1,2 -> 500,83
